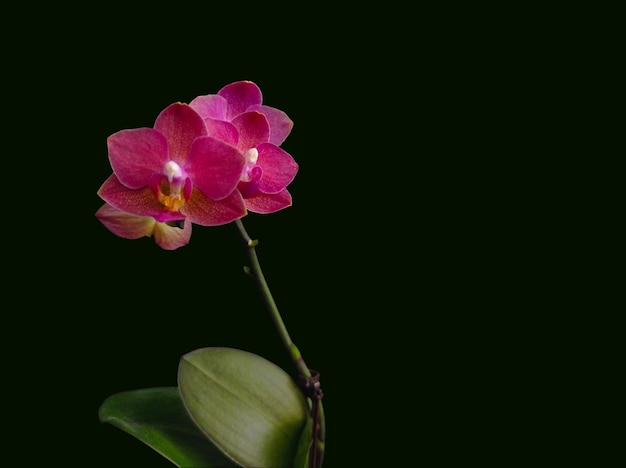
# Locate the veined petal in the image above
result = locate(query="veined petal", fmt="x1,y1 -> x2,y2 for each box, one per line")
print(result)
182,188 -> 246,226
95,203 -> 156,239
153,103 -> 207,163
203,117 -> 238,147
153,219 -> 192,250
231,111 -> 270,153
244,189 -> 292,214
256,143 -> 299,194
98,174 -> 186,223
186,136 -> 245,200
248,104 -> 293,146
218,81 -> 262,120
107,128 -> 169,189
189,94 -> 228,120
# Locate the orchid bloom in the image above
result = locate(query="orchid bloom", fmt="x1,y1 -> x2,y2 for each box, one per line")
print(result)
97,102 -> 247,228
96,203 -> 191,250
189,81 -> 298,214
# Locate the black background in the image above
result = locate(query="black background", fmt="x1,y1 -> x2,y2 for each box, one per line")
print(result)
7,6 -> 434,468
5,4 -> 540,467
6,3 -> 603,466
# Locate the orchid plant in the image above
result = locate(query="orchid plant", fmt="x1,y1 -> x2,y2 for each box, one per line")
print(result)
96,81 -> 325,467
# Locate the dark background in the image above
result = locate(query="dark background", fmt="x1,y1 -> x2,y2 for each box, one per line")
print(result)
6,4 -> 554,467
8,6 -> 433,468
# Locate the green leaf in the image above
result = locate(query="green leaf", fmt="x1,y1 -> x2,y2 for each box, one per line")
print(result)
292,413 -> 313,468
99,387 -> 237,467
178,347 -> 308,468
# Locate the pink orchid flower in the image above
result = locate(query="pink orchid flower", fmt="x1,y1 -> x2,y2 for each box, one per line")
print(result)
98,102 -> 246,227
189,81 -> 298,214
96,203 -> 192,250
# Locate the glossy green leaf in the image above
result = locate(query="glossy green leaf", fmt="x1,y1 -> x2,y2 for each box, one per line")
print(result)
178,347 -> 308,467
99,387 -> 237,467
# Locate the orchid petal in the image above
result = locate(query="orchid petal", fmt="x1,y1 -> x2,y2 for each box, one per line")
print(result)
255,143 -> 299,194
154,103 -> 207,163
95,203 -> 156,239
107,128 -> 169,189
244,189 -> 292,214
182,188 -> 246,226
203,117 -> 238,147
218,81 -> 262,120
186,136 -> 244,200
237,180 -> 257,199
98,174 -> 185,222
231,111 -> 270,152
189,94 -> 228,120
153,219 -> 192,250
247,105 -> 293,146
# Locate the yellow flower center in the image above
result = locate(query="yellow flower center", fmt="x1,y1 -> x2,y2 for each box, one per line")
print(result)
158,188 -> 185,210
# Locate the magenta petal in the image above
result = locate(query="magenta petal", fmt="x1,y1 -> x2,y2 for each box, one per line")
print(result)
96,203 -> 155,239
153,103 -> 207,162
255,143 -> 299,193
204,117 -> 239,147
244,189 -> 292,214
98,174 -> 185,222
218,81 -> 262,120
247,105 -> 293,146
189,94 -> 228,120
186,136 -> 244,200
231,111 -> 270,152
153,219 -> 192,250
107,128 -> 168,189
182,188 -> 246,226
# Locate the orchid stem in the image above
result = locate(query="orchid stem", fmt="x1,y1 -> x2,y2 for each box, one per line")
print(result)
234,218 -> 326,467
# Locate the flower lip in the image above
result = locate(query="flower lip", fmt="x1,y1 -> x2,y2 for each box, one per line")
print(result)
149,172 -> 191,212
249,165 -> 263,182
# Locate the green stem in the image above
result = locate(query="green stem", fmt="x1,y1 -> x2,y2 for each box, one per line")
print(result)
234,218 -> 326,467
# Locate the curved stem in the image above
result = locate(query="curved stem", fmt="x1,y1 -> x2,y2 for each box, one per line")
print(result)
234,218 -> 326,467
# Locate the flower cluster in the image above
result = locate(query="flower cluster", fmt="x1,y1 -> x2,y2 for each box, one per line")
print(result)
96,81 -> 298,250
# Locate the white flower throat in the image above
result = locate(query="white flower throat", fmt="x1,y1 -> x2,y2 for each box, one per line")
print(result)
241,148 -> 259,182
